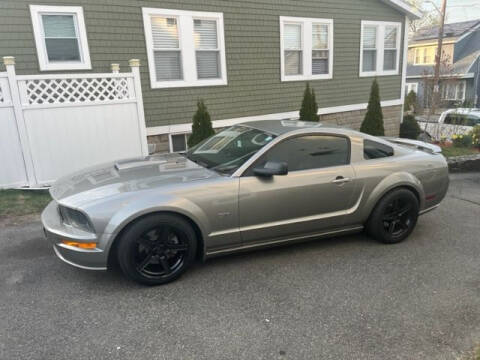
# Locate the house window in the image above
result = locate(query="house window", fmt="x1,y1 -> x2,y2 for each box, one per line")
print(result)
170,133 -> 190,152
405,82 -> 418,95
142,8 -> 227,89
442,81 -> 466,101
360,21 -> 401,77
280,16 -> 333,81
414,46 -> 437,65
30,5 -> 91,71
284,23 -> 303,76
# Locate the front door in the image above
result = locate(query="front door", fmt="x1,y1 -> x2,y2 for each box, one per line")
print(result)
238,134 -> 359,244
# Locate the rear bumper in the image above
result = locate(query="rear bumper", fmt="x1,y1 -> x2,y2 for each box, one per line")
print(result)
41,200 -> 108,270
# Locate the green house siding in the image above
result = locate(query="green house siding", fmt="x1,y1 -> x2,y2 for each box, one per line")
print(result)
0,0 -> 405,128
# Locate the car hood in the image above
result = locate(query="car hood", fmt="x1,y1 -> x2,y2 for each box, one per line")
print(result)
50,153 -> 219,207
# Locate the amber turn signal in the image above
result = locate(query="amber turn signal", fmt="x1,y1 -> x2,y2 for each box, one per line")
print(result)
61,240 -> 97,249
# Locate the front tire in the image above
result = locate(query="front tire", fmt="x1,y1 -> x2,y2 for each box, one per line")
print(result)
367,188 -> 419,244
116,214 -> 197,285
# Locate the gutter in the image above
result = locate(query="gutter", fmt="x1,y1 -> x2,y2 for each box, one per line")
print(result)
380,0 -> 422,19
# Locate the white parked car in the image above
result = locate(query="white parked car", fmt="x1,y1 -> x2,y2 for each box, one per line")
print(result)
417,108 -> 480,141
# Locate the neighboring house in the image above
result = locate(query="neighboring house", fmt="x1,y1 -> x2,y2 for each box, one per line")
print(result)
0,0 -> 420,153
406,20 -> 480,109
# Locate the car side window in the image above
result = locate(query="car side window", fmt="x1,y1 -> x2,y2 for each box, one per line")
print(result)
444,114 -> 453,124
466,115 -> 480,127
245,135 -> 350,175
363,139 -> 394,160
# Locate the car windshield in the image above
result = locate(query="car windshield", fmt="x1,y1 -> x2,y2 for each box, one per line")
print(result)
184,125 -> 276,174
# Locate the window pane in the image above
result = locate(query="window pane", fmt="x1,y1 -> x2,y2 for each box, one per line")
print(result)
45,38 -> 80,61
312,24 -> 328,49
312,50 -> 328,74
172,134 -> 187,152
151,17 -> 179,48
42,15 -> 76,38
384,26 -> 397,48
383,49 -> 396,70
284,23 -> 301,50
456,82 -> 465,100
362,50 -> 376,71
154,50 -> 183,80
285,50 -> 302,75
415,48 -> 421,64
446,83 -> 456,99
196,51 -> 220,79
363,26 -> 377,48
259,136 -> 349,171
194,19 -> 218,49
363,140 -> 393,160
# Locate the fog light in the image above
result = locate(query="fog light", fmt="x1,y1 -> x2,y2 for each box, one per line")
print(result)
61,240 -> 97,249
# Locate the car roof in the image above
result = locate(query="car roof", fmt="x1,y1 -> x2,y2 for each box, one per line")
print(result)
238,119 -> 345,136
444,108 -> 480,117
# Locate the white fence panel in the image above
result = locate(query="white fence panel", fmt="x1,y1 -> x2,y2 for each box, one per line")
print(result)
0,74 -> 28,188
0,57 -> 148,188
23,103 -> 143,185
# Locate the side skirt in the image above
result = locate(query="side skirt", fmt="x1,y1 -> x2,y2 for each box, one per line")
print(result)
204,225 -> 364,259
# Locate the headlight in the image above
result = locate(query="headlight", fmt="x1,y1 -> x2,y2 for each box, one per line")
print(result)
58,205 -> 95,233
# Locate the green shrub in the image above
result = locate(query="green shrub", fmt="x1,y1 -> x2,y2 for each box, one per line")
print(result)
360,79 -> 384,136
400,114 -> 421,139
404,90 -> 417,113
470,125 -> 480,148
452,133 -> 473,148
299,83 -> 319,122
188,99 -> 215,148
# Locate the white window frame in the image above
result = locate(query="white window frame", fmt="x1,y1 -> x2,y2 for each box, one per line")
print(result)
405,82 -> 418,94
359,20 -> 401,77
30,5 -> 91,71
142,8 -> 227,89
442,81 -> 466,101
169,132 -> 190,153
413,46 -> 437,65
280,16 -> 334,81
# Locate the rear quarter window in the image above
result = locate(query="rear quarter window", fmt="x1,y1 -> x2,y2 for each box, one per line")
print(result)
363,140 -> 394,160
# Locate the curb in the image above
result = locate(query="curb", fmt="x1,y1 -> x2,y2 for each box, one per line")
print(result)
447,153 -> 480,173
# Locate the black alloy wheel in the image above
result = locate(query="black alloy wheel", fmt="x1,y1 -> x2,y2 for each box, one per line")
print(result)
134,226 -> 188,278
117,214 -> 197,285
367,188 -> 419,244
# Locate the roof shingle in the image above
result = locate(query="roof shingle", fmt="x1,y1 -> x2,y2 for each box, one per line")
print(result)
412,20 -> 480,42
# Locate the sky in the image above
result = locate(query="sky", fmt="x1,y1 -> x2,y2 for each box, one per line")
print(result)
425,0 -> 480,23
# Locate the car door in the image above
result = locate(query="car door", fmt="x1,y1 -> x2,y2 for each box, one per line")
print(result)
238,134 -> 359,244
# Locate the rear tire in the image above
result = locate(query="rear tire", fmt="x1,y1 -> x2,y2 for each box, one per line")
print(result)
367,188 -> 419,244
116,214 -> 197,285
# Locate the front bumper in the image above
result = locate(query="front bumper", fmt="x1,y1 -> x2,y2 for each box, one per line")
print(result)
41,200 -> 108,270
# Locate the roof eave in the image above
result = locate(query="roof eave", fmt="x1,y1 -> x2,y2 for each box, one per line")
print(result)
381,0 -> 422,19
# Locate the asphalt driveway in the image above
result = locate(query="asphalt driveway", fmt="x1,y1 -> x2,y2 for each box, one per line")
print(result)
1,173 -> 479,360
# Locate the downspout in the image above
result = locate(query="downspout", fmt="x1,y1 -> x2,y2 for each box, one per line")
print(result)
476,55 -> 480,107
400,15 -> 410,124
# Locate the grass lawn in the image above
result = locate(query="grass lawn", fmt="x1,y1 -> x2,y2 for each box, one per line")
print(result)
441,146 -> 479,158
0,189 -> 51,219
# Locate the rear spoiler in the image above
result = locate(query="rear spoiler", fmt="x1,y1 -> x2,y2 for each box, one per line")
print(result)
382,137 -> 442,154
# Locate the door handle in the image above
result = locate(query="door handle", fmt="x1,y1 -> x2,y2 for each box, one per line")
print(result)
331,176 -> 351,184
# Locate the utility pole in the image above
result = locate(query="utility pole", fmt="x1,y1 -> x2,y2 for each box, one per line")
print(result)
429,0 -> 447,117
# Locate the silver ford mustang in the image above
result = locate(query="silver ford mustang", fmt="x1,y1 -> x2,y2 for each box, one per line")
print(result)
42,120 -> 449,285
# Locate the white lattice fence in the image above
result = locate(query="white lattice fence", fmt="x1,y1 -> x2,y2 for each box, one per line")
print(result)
20,75 -> 132,105
0,57 -> 148,188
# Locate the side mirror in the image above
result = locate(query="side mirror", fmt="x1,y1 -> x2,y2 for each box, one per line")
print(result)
253,161 -> 288,177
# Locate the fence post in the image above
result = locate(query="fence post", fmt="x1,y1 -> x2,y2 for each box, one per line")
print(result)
129,59 -> 149,157
111,63 -> 120,99
3,56 -> 37,187
111,63 -> 120,74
